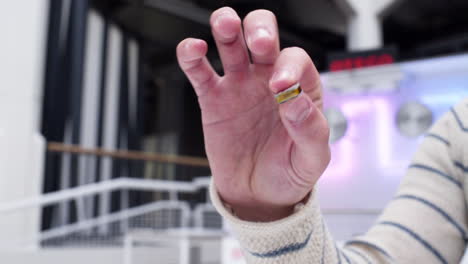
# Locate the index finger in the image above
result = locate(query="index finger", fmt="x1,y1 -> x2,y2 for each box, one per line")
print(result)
177,38 -> 220,96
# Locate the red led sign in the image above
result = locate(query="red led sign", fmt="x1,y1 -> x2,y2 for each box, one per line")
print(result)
327,47 -> 398,72
329,54 -> 394,71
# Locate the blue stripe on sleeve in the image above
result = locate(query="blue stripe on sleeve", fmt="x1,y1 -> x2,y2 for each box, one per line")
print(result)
409,164 -> 462,188
345,240 -> 393,260
425,133 -> 450,146
336,243 -> 342,264
344,247 -> 371,264
248,230 -> 313,258
342,251 -> 352,264
379,221 -> 448,264
395,195 -> 467,241
454,161 -> 468,173
451,108 -> 468,132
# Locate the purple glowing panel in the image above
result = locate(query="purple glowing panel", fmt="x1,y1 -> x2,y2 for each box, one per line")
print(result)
318,54 -> 468,211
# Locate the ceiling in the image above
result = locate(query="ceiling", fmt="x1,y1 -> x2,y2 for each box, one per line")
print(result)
89,0 -> 468,138
92,0 -> 468,72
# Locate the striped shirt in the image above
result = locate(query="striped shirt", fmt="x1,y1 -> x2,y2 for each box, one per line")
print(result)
210,98 -> 468,263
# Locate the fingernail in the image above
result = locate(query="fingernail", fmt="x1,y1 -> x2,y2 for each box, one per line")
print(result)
284,96 -> 311,123
248,28 -> 272,55
255,28 -> 271,39
270,69 -> 294,93
271,69 -> 292,84
214,12 -> 237,39
214,11 -> 229,27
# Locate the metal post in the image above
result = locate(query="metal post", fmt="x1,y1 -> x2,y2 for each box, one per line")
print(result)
123,233 -> 133,264
99,24 -> 123,234
179,236 -> 190,264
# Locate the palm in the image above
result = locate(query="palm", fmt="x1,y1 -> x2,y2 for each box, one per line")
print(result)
200,66 -> 302,206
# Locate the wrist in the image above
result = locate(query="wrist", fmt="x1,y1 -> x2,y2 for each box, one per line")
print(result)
221,193 -> 311,222
228,203 -> 294,222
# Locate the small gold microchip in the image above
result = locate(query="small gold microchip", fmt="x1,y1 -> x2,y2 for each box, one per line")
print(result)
275,83 -> 302,104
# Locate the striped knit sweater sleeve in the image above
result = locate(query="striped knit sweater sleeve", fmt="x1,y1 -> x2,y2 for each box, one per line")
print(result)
210,98 -> 468,263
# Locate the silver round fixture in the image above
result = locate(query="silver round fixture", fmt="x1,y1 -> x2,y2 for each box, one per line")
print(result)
324,108 -> 348,143
396,101 -> 433,138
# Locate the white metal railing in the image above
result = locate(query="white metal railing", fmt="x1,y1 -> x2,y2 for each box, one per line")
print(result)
46,142 -> 212,235
0,177 -> 214,249
123,228 -> 226,264
0,177 -> 210,215
0,174 -> 384,264
193,204 -> 219,229
40,200 -> 192,242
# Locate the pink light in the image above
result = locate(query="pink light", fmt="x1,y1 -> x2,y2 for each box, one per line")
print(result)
324,99 -> 374,179
341,99 -> 373,117
324,97 -> 394,179
373,98 -> 393,168
324,140 -> 353,179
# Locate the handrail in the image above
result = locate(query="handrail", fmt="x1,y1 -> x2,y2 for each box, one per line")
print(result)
0,177 -> 211,214
40,200 -> 192,241
47,142 -> 210,167
0,175 -> 381,215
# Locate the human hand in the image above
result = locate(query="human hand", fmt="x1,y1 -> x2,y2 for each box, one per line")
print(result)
177,7 -> 330,221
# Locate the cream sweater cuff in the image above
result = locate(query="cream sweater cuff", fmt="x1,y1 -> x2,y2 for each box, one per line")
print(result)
210,179 -> 321,259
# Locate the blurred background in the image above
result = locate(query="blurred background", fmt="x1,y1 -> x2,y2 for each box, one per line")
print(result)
0,0 -> 467,263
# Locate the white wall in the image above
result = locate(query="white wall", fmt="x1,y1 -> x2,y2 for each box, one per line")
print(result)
0,2 -> 48,248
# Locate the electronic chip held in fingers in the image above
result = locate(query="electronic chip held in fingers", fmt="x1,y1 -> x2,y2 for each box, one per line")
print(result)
275,83 -> 302,104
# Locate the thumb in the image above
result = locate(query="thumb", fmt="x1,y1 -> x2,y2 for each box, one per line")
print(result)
279,92 -> 331,184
